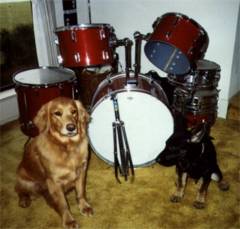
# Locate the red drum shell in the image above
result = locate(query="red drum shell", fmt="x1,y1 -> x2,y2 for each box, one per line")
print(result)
55,24 -> 115,67
186,112 -> 217,128
13,67 -> 76,137
145,13 -> 209,75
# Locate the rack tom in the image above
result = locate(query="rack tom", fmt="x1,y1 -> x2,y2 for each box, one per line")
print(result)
55,24 -> 116,67
145,13 -> 209,75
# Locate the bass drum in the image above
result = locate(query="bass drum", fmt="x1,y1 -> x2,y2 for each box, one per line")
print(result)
88,73 -> 174,167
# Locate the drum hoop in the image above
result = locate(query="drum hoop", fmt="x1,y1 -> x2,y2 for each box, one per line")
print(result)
158,12 -> 188,23
91,87 -> 166,114
168,77 -> 219,90
168,59 -> 220,79
55,23 -> 112,32
159,12 -> 208,38
90,72 -> 168,111
186,109 -> 218,115
13,80 -> 75,88
13,66 -> 76,87
89,140 -> 157,168
196,59 -> 221,71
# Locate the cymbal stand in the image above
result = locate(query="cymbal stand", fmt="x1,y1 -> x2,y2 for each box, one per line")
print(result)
133,31 -> 149,81
111,38 -> 133,85
111,93 -> 134,183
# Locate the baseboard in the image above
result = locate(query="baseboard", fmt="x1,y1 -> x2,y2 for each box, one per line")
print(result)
0,89 -> 19,126
217,98 -> 228,119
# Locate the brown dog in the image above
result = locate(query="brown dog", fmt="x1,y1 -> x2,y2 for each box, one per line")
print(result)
15,97 -> 93,229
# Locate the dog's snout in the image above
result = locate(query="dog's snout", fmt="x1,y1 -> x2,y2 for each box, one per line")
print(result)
66,123 -> 76,132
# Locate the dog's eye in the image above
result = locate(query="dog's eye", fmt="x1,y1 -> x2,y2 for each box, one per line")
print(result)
71,110 -> 77,115
54,111 -> 62,116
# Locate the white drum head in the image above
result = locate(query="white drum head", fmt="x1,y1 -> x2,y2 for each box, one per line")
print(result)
88,91 -> 174,167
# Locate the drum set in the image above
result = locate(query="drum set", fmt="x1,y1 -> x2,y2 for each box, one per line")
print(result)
13,12 -> 221,182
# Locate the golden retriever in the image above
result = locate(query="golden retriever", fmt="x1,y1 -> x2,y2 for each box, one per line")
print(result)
15,97 -> 93,229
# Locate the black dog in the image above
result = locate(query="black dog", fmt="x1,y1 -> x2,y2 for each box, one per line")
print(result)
156,123 -> 229,209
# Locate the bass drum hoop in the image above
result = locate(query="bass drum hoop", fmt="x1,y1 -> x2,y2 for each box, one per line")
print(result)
90,73 -> 170,111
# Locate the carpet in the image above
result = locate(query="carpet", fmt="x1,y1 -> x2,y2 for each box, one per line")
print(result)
0,99 -> 239,229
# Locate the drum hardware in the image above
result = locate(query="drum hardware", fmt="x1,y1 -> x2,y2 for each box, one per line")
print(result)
110,37 -> 133,84
71,30 -> 77,42
133,31 -> 149,81
111,94 -> 134,183
74,52 -> 81,63
87,0 -> 92,24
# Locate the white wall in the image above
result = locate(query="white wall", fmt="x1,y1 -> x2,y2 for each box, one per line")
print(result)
90,0 -> 239,118
229,5 -> 240,99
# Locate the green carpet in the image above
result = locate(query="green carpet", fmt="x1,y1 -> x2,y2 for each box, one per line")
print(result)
0,117 -> 239,229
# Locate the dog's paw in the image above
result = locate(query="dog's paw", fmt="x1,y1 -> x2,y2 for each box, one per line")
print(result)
218,180 -> 230,191
170,195 -> 182,203
64,220 -> 79,229
193,201 -> 205,209
19,195 -> 31,208
80,205 -> 94,217
78,199 -> 93,216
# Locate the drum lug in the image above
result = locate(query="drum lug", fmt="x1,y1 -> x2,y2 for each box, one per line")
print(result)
102,50 -> 110,60
165,31 -> 172,39
150,87 -> 157,97
57,55 -> 63,64
71,30 -> 77,42
54,39 -> 59,45
74,52 -> 81,63
100,28 -> 106,40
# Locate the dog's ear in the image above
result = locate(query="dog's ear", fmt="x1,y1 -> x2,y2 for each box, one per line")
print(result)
33,101 -> 50,133
74,100 -> 90,128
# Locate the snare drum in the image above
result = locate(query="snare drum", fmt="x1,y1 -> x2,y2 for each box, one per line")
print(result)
168,59 -> 220,90
13,67 -> 76,137
88,73 -> 174,167
173,87 -> 219,128
55,24 -> 116,67
145,13 -> 209,75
